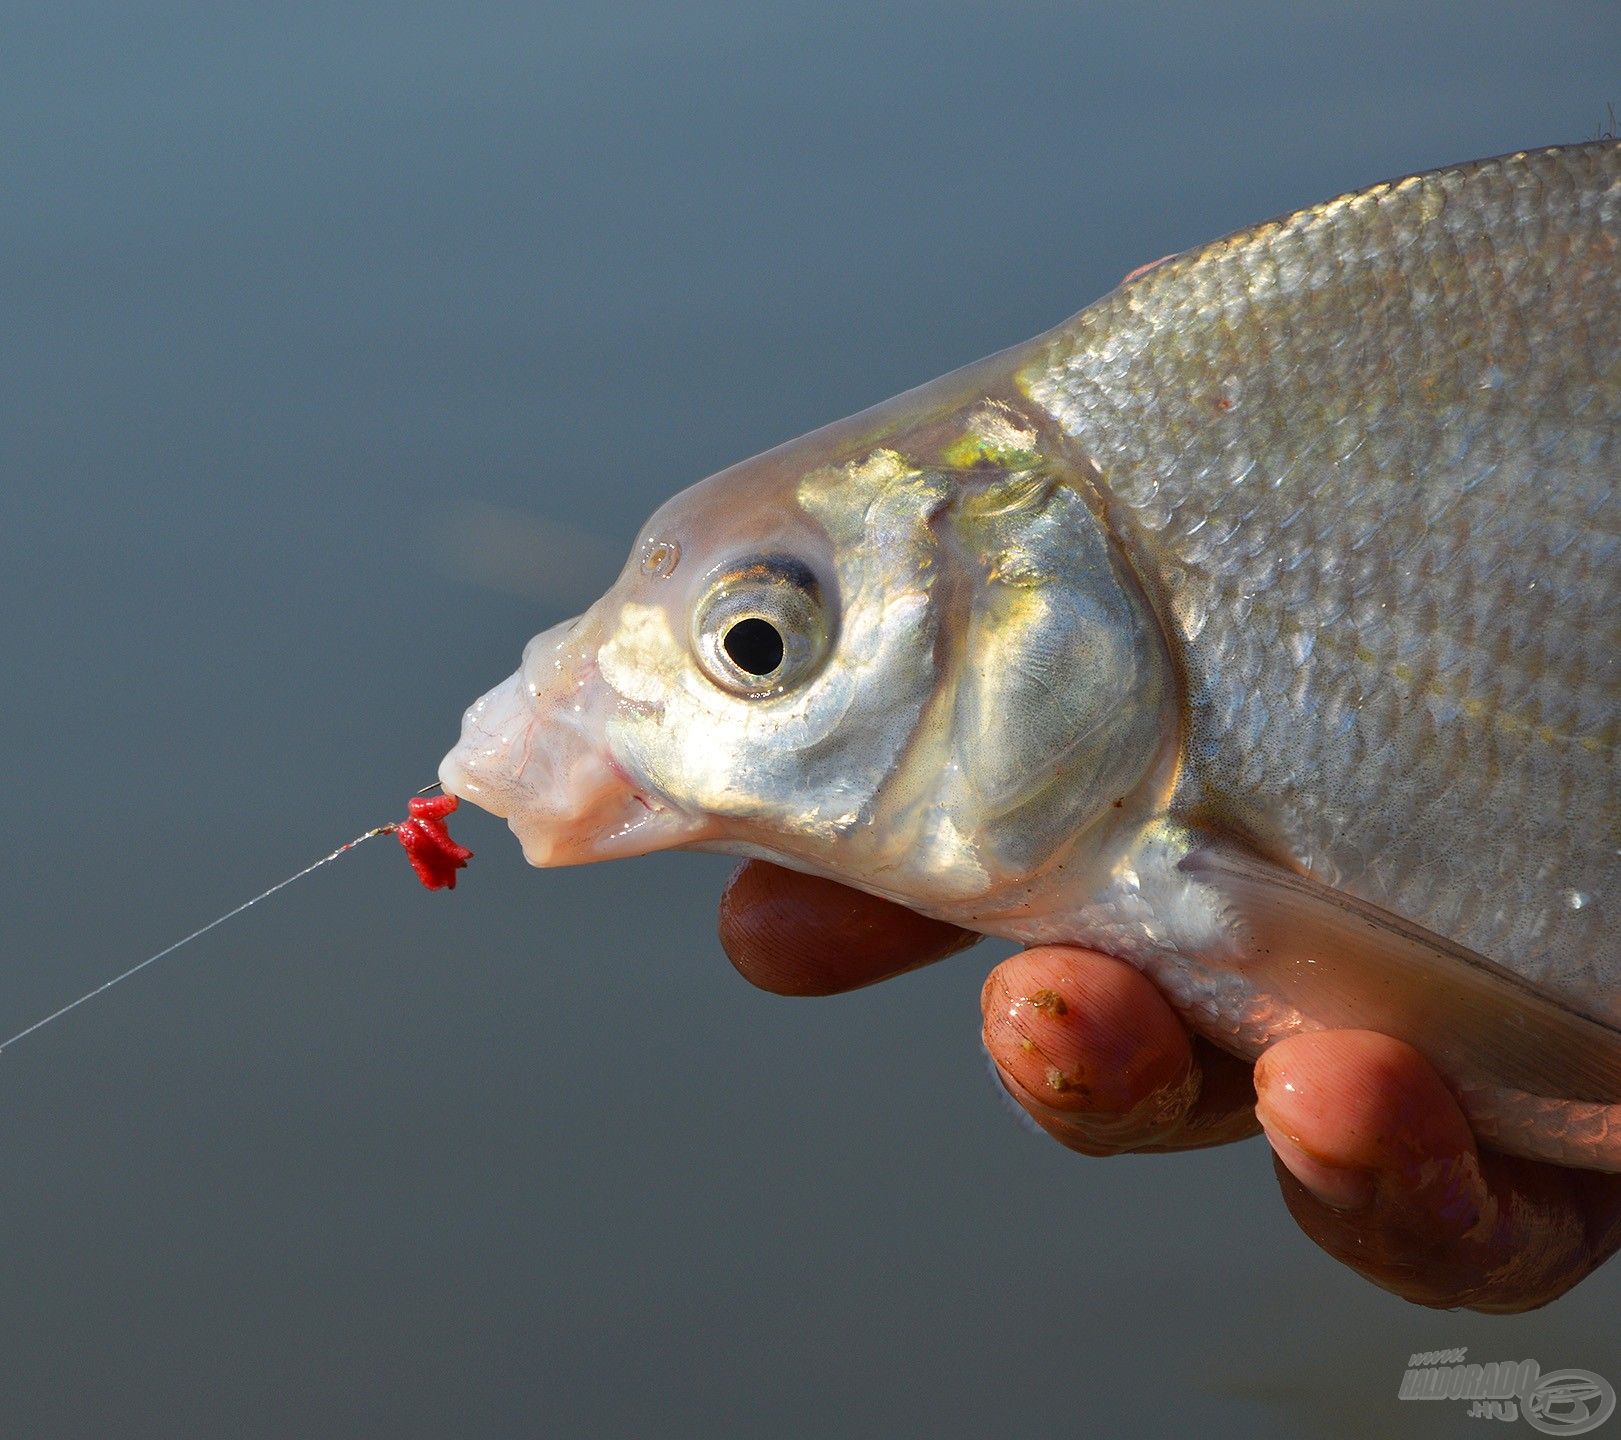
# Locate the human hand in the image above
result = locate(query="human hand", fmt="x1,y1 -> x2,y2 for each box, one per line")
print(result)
719,860 -> 1621,1313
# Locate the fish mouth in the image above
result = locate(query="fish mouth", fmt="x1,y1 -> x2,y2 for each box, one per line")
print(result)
438,619 -> 712,866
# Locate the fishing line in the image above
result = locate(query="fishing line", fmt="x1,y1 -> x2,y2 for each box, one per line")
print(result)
0,784 -> 463,1058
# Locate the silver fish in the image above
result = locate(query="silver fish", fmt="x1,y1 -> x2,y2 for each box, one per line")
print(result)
441,142 -> 1620,1169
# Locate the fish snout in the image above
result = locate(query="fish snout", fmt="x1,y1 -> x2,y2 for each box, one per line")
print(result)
438,619 -> 712,866
438,667 -> 540,823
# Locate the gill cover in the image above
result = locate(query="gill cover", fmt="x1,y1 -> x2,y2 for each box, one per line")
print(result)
931,469 -> 1177,888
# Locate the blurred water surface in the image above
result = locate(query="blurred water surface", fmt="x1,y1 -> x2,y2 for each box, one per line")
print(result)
2,3 -> 1617,1436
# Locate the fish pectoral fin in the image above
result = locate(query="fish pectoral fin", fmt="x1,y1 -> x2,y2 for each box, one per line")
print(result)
1181,840 -> 1621,1106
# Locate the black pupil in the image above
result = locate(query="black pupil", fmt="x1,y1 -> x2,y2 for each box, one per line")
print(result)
723,618 -> 785,676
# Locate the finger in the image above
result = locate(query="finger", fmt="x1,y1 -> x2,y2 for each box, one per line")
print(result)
1256,1030 -> 1621,1312
981,947 -> 1260,1155
719,859 -> 977,997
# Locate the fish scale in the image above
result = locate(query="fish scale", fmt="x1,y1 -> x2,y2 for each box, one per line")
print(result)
1026,142 -> 1618,1013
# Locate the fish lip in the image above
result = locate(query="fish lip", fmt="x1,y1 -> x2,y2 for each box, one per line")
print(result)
437,674 -> 536,822
437,748 -> 513,819
505,784 -> 712,867
438,633 -> 716,867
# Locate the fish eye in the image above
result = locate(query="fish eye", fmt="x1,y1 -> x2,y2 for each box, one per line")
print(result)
691,556 -> 831,698
722,617 -> 785,676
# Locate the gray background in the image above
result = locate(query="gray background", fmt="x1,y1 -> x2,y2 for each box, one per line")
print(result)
3,3 -> 1617,1436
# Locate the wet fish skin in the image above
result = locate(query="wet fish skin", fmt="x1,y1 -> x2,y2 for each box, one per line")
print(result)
440,142 -> 1620,1169
1024,141 -> 1618,1017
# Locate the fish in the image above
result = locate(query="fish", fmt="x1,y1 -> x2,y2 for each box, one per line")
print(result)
440,142 -> 1621,1170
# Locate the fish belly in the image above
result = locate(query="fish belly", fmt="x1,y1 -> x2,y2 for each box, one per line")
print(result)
1026,142 -> 1619,1018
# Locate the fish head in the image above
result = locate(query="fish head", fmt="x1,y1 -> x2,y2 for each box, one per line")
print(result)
440,374 -> 1179,915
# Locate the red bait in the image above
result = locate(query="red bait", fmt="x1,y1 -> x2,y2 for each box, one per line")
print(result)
394,794 -> 474,890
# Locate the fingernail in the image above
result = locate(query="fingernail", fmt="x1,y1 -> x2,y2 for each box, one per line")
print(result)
1258,1118 -> 1376,1212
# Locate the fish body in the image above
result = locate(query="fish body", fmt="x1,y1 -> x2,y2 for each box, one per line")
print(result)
1028,145 -> 1616,1001
442,143 -> 1621,1168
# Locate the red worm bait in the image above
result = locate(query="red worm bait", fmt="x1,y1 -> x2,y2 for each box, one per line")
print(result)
394,793 -> 474,890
